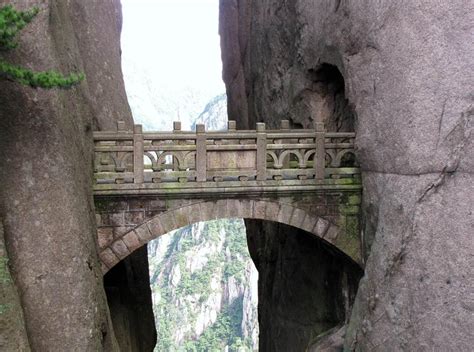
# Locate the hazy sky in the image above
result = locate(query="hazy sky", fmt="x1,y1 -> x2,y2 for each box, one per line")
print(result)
121,0 -> 224,95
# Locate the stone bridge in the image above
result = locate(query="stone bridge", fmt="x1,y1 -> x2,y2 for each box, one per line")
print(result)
93,121 -> 362,273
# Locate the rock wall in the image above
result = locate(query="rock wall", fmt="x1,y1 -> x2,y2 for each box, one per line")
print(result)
0,0 -> 153,350
220,0 -> 474,350
0,219 -> 30,351
104,247 -> 157,352
246,220 -> 362,351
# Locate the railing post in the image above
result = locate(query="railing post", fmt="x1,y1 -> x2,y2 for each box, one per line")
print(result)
115,121 -> 127,175
173,121 -> 181,171
279,120 -> 290,169
196,124 -> 207,182
228,120 -> 236,131
133,124 -> 144,184
256,122 -> 267,181
117,120 -> 126,131
314,121 -> 325,180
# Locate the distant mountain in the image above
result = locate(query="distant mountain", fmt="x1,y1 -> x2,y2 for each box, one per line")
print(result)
148,220 -> 258,352
193,94 -> 228,131
123,58 -> 224,131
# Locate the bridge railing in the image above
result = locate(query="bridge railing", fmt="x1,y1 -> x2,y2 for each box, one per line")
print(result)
93,120 -> 359,191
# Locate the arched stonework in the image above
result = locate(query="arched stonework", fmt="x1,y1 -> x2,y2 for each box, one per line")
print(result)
98,198 -> 361,273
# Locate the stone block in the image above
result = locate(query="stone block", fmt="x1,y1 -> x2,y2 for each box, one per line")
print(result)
124,210 -> 145,225
145,218 -> 164,238
314,218 -> 330,236
347,194 -> 361,205
97,227 -> 114,249
264,202 -> 281,222
95,214 -> 102,226
253,201 -> 267,219
289,208 -> 306,229
122,231 -> 141,251
309,205 -> 327,217
225,199 -> 242,219
214,199 -> 229,219
199,202 -> 217,222
326,194 -> 342,205
159,212 -> 178,233
101,212 -> 124,226
111,239 -> 130,259
101,262 -> 109,274
112,226 -> 134,238
340,205 -> 360,215
186,203 -> 204,225
235,199 -> 254,219
324,225 -> 339,243
145,210 -> 162,218
146,199 -> 167,211
127,198 -> 148,211
301,215 -> 318,234
277,203 -> 295,225
100,248 -> 118,269
173,207 -> 191,229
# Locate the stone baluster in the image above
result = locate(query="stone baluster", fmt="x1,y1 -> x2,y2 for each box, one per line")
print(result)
173,121 -> 181,172
117,120 -> 126,131
280,120 -> 290,170
228,120 -> 236,131
196,124 -> 207,182
314,121 -> 325,180
115,120 -> 127,175
133,124 -> 144,184
256,122 -> 267,181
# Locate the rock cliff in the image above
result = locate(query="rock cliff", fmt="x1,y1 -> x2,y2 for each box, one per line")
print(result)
149,219 -> 258,351
220,0 -> 473,350
0,1 -> 154,350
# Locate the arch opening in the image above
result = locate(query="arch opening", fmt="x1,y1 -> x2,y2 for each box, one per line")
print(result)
102,207 -> 363,351
99,198 -> 362,273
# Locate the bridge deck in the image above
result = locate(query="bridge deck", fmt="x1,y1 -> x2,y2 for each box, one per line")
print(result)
93,120 -> 361,197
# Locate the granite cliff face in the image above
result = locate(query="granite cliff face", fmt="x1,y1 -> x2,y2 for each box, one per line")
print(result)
0,1 -> 154,350
220,0 -> 473,350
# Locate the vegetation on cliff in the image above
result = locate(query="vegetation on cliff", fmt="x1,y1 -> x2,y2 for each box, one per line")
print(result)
149,219 -> 258,351
0,5 -> 83,88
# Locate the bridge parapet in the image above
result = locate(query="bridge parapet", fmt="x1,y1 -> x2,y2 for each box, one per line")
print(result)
93,120 -> 360,196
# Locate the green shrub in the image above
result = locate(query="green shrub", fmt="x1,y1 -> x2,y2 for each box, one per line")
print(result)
0,5 -> 84,88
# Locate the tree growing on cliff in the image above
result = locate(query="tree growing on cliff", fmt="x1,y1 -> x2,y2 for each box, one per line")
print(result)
0,5 -> 84,88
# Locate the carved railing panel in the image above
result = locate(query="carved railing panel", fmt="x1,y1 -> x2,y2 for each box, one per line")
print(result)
93,120 -> 360,193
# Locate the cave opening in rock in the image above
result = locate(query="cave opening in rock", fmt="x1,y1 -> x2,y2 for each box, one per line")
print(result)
306,63 -> 355,133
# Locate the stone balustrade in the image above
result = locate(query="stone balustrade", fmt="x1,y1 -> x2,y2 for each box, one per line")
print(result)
93,120 -> 360,196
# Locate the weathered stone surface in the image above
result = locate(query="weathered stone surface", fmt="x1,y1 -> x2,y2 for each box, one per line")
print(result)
0,0 -> 132,349
100,249 -> 119,270
245,220 -> 362,351
111,239 -> 130,260
0,220 -> 30,351
122,231 -> 141,252
98,227 -> 114,249
0,1 -> 158,350
308,325 -> 345,352
145,219 -> 163,240
220,0 -> 474,349
314,218 -> 330,237
104,247 -> 157,352
98,195 -> 363,273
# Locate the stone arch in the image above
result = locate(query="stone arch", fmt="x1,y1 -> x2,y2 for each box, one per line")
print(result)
99,199 -> 361,273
